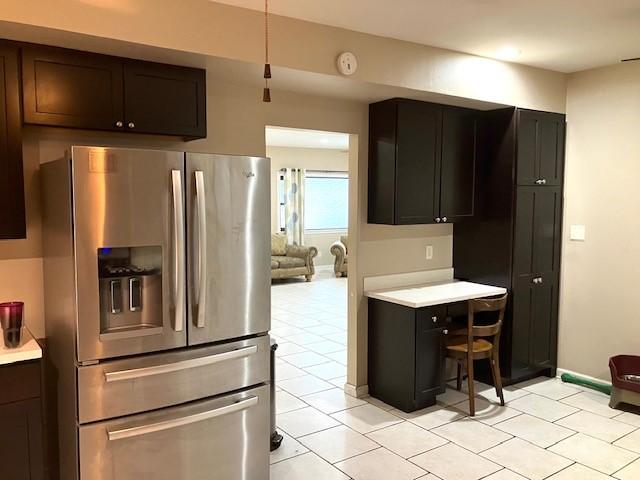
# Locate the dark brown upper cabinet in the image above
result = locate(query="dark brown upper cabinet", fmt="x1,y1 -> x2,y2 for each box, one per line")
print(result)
440,106 -> 478,222
0,41 -> 26,239
368,98 -> 478,225
21,45 -> 206,139
22,46 -> 124,131
123,61 -> 206,138
516,109 -> 565,186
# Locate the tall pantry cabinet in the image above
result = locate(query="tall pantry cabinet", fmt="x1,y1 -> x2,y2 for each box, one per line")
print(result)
454,108 -> 566,384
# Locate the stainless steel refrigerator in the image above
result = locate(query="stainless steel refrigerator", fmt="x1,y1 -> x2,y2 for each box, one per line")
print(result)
41,146 -> 271,480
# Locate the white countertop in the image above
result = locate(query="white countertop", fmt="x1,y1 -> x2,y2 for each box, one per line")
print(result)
365,280 -> 507,308
0,328 -> 42,366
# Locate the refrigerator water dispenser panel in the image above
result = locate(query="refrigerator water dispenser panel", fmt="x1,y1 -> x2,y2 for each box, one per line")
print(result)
98,246 -> 163,341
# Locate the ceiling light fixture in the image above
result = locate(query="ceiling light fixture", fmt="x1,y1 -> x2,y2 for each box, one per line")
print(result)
495,46 -> 522,61
263,0 -> 271,102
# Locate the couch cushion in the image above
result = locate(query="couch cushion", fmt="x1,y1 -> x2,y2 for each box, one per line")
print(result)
272,255 -> 305,269
271,234 -> 287,255
271,259 -> 280,270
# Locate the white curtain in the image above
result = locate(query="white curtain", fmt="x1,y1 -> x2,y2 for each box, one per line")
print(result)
284,168 -> 305,245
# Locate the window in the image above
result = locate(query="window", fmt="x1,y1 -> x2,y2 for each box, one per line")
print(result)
277,171 -> 286,232
304,171 -> 348,231
277,170 -> 349,232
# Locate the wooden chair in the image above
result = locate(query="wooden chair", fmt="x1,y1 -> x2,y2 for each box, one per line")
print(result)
445,294 -> 508,416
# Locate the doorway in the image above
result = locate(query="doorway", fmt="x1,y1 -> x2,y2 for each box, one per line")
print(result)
266,126 -> 352,420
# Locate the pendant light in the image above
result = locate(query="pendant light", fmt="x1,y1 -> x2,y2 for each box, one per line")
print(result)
263,0 -> 271,102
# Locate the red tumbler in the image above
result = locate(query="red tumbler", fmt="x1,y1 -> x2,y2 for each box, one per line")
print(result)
0,301 -> 24,348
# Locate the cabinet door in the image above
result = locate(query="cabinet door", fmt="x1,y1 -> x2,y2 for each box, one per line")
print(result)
0,399 -> 44,480
22,45 -> 124,130
512,272 -> 559,373
395,101 -> 441,224
0,43 -> 25,239
513,187 -> 562,276
415,307 -> 446,400
440,107 -> 478,222
123,61 -> 206,138
517,110 -> 565,186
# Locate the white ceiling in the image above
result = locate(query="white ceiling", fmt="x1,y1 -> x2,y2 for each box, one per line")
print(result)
266,126 -> 350,150
213,0 -> 640,73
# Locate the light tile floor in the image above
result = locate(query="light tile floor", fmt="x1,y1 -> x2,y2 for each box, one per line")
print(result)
270,274 -> 640,480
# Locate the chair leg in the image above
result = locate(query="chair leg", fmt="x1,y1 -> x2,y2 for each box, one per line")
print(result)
490,353 -> 505,406
467,355 -> 475,416
456,363 -> 462,391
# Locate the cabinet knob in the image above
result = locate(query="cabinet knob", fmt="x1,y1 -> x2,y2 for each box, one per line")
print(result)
115,121 -> 123,128
128,122 -> 136,129
432,316 -> 438,323
442,329 -> 449,335
442,216 -> 448,223
541,179 -> 547,185
537,277 -> 543,284
435,217 -> 441,223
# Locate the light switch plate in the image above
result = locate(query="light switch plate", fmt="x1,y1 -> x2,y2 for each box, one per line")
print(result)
570,224 -> 586,241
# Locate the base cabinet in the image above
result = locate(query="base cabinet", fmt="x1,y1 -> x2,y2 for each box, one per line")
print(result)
0,360 -> 44,480
368,299 -> 446,412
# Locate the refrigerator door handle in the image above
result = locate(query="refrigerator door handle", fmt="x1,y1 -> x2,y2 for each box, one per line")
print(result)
107,396 -> 258,441
171,170 -> 185,332
194,171 -> 207,328
103,345 -> 258,383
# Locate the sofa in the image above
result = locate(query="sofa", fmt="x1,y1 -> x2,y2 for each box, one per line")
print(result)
271,234 -> 318,281
330,235 -> 348,277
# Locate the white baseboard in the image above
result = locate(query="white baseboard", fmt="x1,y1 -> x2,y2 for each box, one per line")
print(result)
556,368 -> 611,386
344,383 -> 369,398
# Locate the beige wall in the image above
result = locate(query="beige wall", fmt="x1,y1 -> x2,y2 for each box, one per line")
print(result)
559,62 -> 640,381
0,0 -> 566,112
266,146 -> 349,267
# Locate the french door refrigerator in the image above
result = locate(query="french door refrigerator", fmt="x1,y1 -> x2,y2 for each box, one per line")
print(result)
41,146 -> 271,480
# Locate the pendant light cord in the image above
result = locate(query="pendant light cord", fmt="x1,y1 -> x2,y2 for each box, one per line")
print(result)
265,0 -> 269,65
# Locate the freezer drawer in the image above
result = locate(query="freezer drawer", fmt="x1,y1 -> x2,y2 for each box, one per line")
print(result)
78,335 -> 270,423
79,384 -> 269,480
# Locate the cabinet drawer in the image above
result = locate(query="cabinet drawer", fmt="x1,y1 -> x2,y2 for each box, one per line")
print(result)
416,305 -> 447,329
80,384 -> 269,480
78,336 -> 270,423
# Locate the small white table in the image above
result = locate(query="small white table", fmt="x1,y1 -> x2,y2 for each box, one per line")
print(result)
365,280 -> 507,308
0,328 -> 42,366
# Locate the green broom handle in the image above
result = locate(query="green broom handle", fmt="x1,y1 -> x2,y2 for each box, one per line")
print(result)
561,373 -> 612,396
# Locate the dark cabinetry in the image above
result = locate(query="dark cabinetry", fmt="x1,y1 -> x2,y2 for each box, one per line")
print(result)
0,360 -> 44,480
123,61 -> 206,137
22,46 -> 124,131
368,298 -> 447,412
368,99 -> 477,225
22,45 -> 206,138
0,42 -> 26,239
516,110 -> 565,186
454,107 -> 565,384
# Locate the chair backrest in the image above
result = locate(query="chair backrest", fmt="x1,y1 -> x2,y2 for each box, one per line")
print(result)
467,294 -> 508,339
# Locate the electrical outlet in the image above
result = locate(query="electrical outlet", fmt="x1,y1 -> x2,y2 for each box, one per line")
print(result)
425,245 -> 433,260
